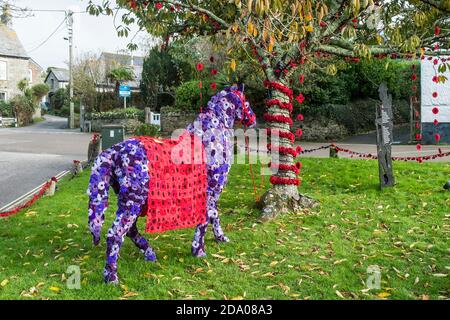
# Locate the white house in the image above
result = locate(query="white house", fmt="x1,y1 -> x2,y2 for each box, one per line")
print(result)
421,55 -> 450,143
98,52 -> 144,92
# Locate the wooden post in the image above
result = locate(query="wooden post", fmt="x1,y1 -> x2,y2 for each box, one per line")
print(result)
80,102 -> 85,131
145,107 -> 151,124
87,134 -> 101,164
376,83 -> 395,189
329,145 -> 338,158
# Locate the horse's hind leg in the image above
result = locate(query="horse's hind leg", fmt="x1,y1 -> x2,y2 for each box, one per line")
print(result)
126,219 -> 156,262
192,221 -> 209,257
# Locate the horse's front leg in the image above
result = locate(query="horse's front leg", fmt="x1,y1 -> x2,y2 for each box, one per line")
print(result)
208,192 -> 229,243
104,207 -> 138,284
191,190 -> 229,257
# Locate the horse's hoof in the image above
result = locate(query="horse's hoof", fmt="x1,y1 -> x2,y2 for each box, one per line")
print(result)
192,248 -> 207,258
104,266 -> 119,284
93,236 -> 100,246
215,235 -> 230,243
105,278 -> 119,285
104,275 -> 119,285
144,250 -> 157,262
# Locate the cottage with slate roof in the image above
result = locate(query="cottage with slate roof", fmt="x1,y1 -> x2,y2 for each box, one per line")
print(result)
44,67 -> 69,96
0,12 -> 30,102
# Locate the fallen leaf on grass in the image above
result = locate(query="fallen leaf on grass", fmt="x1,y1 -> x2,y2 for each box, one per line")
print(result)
335,290 -> 344,299
122,292 -> 139,298
377,292 -> 391,298
269,261 -> 278,267
49,286 -> 61,292
262,272 -> 274,277
25,211 -> 37,217
1,279 -> 9,287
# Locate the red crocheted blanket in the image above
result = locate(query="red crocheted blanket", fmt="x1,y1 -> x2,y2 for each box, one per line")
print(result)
134,132 -> 207,233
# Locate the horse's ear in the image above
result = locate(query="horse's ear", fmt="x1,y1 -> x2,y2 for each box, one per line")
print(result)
238,83 -> 245,93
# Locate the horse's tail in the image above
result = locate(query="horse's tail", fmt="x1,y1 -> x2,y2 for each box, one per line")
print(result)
87,149 -> 115,245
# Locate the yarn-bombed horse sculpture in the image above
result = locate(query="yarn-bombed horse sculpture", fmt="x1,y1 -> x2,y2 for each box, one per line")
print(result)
87,85 -> 256,283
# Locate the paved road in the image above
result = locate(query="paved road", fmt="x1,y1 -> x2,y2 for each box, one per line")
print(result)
341,124 -> 411,144
0,115 -> 91,208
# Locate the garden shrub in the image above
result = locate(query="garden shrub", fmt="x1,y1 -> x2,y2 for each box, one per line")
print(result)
123,119 -> 143,134
9,95 -> 35,126
174,80 -> 214,112
0,101 -> 14,117
50,88 -> 68,112
348,59 -> 418,101
140,47 -> 193,109
31,84 -> 50,102
133,123 -> 161,137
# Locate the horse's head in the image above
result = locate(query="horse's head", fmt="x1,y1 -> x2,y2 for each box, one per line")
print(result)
225,84 -> 256,129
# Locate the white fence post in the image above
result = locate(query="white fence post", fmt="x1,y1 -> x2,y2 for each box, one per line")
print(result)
150,112 -> 161,126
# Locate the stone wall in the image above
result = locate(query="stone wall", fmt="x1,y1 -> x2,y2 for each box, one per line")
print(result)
294,119 -> 350,141
0,56 -> 28,101
160,106 -> 196,135
90,118 -> 142,133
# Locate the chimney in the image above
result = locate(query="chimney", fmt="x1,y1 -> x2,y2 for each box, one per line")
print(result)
1,3 -> 12,27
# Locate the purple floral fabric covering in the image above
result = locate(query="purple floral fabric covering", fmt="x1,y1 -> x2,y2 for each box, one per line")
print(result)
87,86 -> 255,283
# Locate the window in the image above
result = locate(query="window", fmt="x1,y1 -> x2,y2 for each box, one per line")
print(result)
0,61 -> 6,81
0,92 -> 6,101
51,78 -> 55,90
28,69 -> 33,84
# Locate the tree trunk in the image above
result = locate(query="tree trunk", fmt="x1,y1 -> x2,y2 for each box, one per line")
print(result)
257,77 -> 318,221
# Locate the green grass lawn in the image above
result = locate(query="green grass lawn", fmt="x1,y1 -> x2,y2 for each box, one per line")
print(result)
0,158 -> 449,300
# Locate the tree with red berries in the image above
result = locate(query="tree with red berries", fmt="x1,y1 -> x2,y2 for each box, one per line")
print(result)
88,0 -> 450,219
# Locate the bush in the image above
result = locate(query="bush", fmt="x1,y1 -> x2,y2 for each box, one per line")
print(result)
141,47 -> 193,109
87,107 -> 145,122
0,101 -> 14,117
31,83 -> 50,102
9,95 -> 35,126
348,59 -> 418,101
174,80 -> 214,112
133,123 -> 161,137
50,88 -> 68,112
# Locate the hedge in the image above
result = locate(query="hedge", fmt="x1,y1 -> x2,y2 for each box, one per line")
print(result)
87,107 -> 145,122
0,101 -> 14,117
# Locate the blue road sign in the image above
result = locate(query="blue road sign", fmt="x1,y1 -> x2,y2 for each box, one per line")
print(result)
119,85 -> 131,97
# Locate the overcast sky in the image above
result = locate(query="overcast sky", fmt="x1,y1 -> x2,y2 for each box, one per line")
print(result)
10,0 -> 148,70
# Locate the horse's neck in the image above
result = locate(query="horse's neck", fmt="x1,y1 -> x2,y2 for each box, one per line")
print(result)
187,111 -> 234,143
